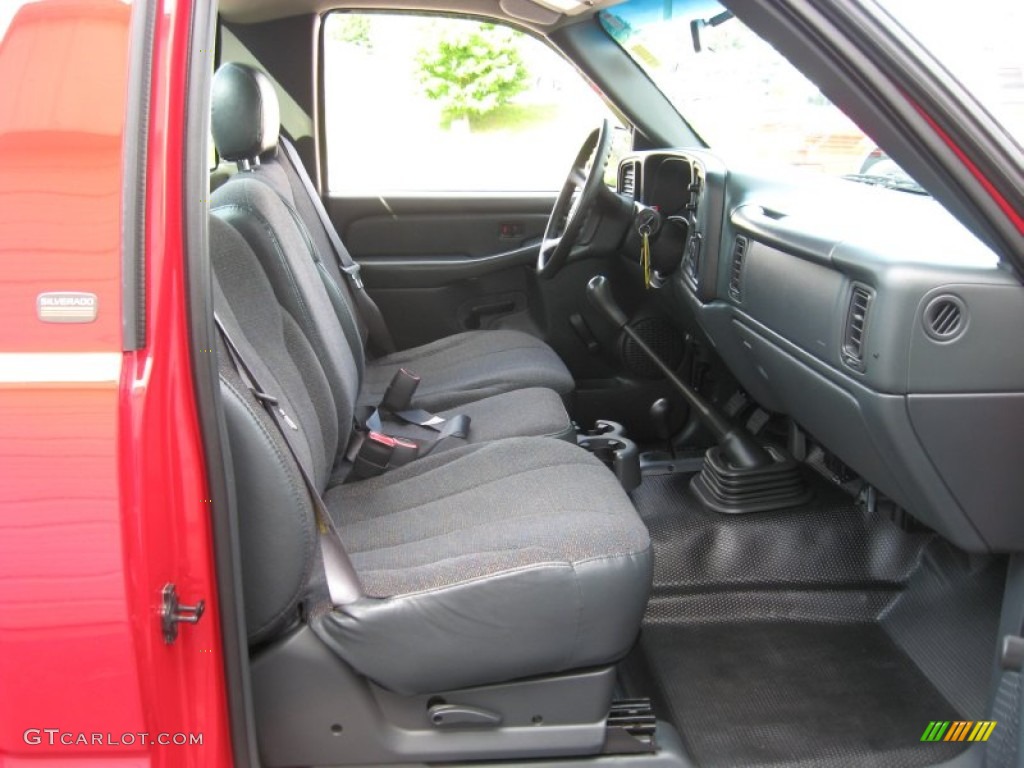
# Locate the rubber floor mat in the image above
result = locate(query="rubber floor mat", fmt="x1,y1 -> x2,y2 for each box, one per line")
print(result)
631,472 -> 931,601
642,620 -> 966,768
624,472 -> 995,767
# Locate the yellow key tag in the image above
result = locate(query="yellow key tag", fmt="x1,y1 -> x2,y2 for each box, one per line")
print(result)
641,229 -> 652,289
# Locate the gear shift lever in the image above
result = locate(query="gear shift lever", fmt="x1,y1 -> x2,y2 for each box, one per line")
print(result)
587,275 -> 771,469
586,275 -> 811,513
650,398 -> 674,458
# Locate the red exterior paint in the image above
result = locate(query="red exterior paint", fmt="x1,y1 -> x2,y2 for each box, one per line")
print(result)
917,108 -> 1024,237
0,0 -> 232,765
0,0 -> 126,353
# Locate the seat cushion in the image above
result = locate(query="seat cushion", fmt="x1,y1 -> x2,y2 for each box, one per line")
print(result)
316,437 -> 652,694
372,387 -> 575,453
362,330 -> 575,412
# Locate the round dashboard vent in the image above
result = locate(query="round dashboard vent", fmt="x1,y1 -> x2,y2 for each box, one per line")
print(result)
923,295 -> 967,342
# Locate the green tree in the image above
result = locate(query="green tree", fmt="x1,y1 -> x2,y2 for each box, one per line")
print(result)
329,14 -> 372,49
416,24 -> 529,125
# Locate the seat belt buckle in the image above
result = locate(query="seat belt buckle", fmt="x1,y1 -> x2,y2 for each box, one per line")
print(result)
341,263 -> 364,290
380,368 -> 420,413
351,431 -> 395,479
351,431 -> 418,479
390,436 -> 419,467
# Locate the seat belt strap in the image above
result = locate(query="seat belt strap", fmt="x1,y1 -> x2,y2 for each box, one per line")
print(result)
417,413 -> 471,457
357,368 -> 471,455
278,137 -> 396,355
214,313 -> 361,606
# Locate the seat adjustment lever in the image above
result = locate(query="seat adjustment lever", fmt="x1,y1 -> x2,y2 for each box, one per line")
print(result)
428,703 -> 502,728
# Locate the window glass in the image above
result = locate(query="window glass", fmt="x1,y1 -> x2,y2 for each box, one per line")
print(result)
601,0 -> 1021,191
322,13 -> 619,194
872,0 -> 1023,148
600,1 -> 878,178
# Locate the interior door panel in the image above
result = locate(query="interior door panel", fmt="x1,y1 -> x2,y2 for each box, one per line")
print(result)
325,194 -> 554,349
326,195 -> 553,259
368,264 -> 536,351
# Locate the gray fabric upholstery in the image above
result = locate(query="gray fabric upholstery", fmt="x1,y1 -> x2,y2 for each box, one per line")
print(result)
326,437 -> 649,596
370,387 -> 574,453
318,437 -> 652,693
212,170 -> 572,450
208,214 -> 653,693
212,174 -> 361,453
363,330 -> 575,412
274,143 -> 371,364
210,63 -> 575,411
212,63 -> 280,163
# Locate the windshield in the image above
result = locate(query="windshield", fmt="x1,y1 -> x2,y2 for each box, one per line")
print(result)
600,0 -> 1021,190
600,0 -> 878,178
875,0 -> 1023,147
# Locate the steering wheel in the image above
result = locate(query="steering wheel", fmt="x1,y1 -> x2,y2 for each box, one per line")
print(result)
537,119 -> 614,279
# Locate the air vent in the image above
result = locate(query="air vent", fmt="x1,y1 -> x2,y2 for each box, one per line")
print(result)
842,284 -> 873,370
619,162 -> 638,198
728,236 -> 747,300
923,295 -> 967,341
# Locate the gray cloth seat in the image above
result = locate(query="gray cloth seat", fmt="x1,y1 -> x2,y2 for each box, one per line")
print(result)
211,61 -> 574,414
209,215 -> 652,694
368,386 -> 575,450
320,437 -> 651,694
361,331 -> 574,412
211,168 -> 572,453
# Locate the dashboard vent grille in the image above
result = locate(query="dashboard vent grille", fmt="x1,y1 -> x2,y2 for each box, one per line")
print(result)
619,162 -> 638,198
923,295 -> 966,341
842,284 -> 873,370
728,236 -> 747,300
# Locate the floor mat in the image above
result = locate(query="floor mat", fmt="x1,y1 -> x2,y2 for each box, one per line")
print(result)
632,472 -> 930,603
642,621 -> 964,768
625,472 -> 1002,767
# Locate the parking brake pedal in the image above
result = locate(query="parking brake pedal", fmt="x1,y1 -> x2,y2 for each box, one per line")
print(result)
603,698 -> 657,754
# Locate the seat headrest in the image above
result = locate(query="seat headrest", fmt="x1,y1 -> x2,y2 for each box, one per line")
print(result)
212,62 -> 280,165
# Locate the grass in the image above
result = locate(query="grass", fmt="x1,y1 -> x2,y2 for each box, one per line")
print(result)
467,103 -> 560,133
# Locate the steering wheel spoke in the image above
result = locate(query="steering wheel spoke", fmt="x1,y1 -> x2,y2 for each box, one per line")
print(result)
536,120 -> 614,279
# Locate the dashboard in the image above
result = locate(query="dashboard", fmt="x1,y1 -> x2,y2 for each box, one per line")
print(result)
618,149 -> 1024,552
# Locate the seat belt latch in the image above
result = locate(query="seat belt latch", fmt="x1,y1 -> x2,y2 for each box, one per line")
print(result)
352,431 -> 418,479
380,368 -> 420,413
341,263 -> 364,290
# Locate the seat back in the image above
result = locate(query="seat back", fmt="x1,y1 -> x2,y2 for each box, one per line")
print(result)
210,215 -> 342,643
211,62 -> 369,385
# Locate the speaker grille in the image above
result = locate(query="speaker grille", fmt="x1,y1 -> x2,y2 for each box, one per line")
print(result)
620,317 -> 685,379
